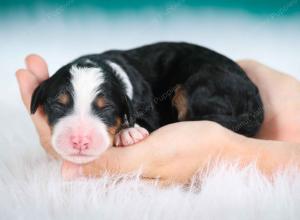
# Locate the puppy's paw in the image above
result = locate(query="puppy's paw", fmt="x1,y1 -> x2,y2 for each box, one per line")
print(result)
114,126 -> 149,147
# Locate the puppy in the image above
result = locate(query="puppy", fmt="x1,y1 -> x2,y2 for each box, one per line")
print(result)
31,42 -> 263,164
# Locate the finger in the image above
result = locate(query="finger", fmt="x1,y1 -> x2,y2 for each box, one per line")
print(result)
25,54 -> 49,82
16,69 -> 40,111
237,59 -> 290,82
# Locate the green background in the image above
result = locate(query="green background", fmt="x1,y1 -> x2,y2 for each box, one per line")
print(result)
1,0 -> 300,16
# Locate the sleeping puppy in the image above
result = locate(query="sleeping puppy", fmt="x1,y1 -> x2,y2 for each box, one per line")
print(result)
31,42 -> 264,164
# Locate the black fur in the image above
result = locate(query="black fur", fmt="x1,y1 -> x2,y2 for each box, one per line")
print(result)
31,42 -> 264,136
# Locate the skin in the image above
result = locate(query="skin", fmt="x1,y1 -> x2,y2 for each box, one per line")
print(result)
16,55 -> 300,184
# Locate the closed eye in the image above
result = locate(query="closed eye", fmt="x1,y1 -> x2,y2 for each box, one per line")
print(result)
94,96 -> 115,111
45,98 -> 68,113
56,93 -> 71,106
94,102 -> 113,111
52,102 -> 67,112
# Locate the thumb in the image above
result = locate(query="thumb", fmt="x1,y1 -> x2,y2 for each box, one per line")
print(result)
16,68 -> 52,144
16,69 -> 40,112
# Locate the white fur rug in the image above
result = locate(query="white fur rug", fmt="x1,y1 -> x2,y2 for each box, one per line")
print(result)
1,10 -> 300,219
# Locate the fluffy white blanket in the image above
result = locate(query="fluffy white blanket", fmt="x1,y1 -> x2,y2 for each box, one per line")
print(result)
1,11 -> 300,219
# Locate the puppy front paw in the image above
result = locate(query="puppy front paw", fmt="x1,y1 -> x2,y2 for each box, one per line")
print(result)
114,125 -> 149,147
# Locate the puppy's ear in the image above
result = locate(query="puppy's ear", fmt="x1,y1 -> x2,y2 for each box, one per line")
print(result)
123,95 -> 136,127
30,81 -> 48,114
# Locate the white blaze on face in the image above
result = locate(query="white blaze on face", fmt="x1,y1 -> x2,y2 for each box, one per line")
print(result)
52,65 -> 110,164
71,66 -> 103,114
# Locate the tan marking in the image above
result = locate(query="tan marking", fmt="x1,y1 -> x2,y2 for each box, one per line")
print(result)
96,96 -> 106,109
108,117 -> 122,145
57,93 -> 69,105
172,85 -> 188,121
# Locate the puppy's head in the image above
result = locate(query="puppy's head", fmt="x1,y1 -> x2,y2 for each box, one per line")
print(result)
31,59 -> 135,164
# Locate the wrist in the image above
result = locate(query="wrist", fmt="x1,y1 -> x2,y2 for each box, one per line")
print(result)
219,131 -> 300,176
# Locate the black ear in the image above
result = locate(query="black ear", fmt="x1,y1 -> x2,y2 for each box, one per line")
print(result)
123,95 -> 136,127
30,81 -> 48,114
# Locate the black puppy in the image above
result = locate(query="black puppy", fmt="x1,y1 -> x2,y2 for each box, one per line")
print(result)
31,42 -> 263,164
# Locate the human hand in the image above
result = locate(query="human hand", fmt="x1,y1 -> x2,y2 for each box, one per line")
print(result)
238,60 -> 300,143
16,55 -> 60,159
16,55 -> 300,184
62,121 -> 235,184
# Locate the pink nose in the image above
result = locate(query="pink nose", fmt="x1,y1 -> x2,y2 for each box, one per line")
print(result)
71,136 -> 91,151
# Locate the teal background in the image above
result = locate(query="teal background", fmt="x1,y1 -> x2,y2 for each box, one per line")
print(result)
1,0 -> 300,16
